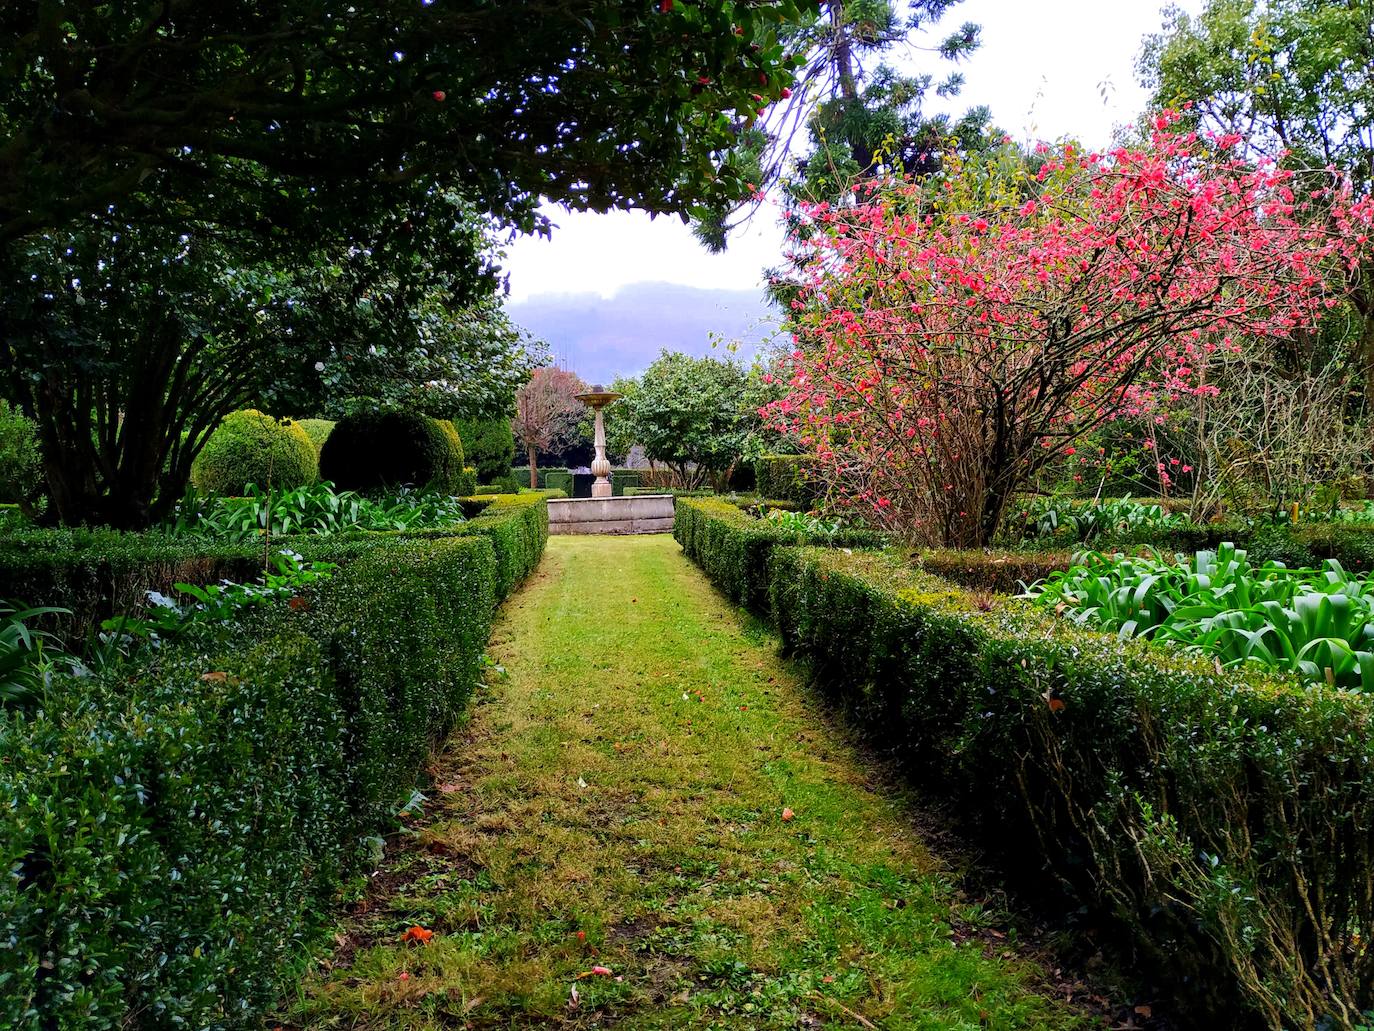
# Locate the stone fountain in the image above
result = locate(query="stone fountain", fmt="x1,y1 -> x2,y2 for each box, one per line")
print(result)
545,386 -> 675,535
574,385 -> 621,499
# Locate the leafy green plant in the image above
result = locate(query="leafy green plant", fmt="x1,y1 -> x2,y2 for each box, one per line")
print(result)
763,506 -> 845,542
1024,543 -> 1374,689
102,550 -> 336,647
169,481 -> 466,538
1014,495 -> 1189,543
0,599 -> 73,702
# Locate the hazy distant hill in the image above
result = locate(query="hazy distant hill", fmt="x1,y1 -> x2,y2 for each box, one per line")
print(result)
507,281 -> 781,383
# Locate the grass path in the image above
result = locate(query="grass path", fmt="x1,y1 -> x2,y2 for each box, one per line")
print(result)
287,535 -> 1088,1030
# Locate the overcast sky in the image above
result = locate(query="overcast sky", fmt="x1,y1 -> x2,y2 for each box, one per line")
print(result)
502,0 -> 1201,303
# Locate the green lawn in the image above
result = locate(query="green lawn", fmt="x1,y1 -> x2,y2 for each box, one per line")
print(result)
285,534 -> 1088,1029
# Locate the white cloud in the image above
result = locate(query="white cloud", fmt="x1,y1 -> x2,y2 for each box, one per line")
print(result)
502,0 -> 1200,302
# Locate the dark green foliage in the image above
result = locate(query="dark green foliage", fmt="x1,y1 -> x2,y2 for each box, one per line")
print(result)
610,469 -> 641,496
191,410 -> 319,497
544,470 -> 574,496
454,493 -> 549,600
320,410 -> 463,494
752,454 -> 817,507
673,497 -> 884,612
917,549 -> 1073,594
0,497 -> 552,1029
0,400 -> 42,516
455,418 -> 517,483
1,628 -> 348,1029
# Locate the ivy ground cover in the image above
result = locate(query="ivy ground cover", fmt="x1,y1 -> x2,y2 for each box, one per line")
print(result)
287,535 -> 1090,1030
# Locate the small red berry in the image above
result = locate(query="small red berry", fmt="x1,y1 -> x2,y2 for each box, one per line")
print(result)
781,86 -> 793,99
432,90 -> 446,102
659,0 -> 672,10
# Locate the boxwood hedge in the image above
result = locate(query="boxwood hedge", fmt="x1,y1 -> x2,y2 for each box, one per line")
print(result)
673,497 -> 885,612
675,497 -> 1374,1027
0,497 -> 550,1029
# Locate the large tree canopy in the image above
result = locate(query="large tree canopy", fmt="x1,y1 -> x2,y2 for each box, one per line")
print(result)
0,184 -> 536,527
1139,0 -> 1374,426
0,0 -> 812,244
0,1 -> 818,526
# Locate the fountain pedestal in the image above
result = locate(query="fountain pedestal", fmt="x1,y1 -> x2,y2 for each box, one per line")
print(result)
575,387 -> 620,500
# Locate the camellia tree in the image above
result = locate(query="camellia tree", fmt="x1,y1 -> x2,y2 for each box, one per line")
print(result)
512,368 -> 587,490
764,113 -> 1374,547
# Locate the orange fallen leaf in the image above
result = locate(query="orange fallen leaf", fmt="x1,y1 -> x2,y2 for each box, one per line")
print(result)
402,925 -> 434,944
1134,1004 -> 1153,1018
782,807 -> 795,822
200,671 -> 227,683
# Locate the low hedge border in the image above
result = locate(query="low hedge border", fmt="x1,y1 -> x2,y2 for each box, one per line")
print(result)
0,495 -> 550,641
766,546 -> 1374,1026
673,496 -> 885,612
674,496 -> 1374,1024
1,502 -> 551,1028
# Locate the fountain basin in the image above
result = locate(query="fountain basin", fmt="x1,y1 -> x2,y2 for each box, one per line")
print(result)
547,494 -> 674,535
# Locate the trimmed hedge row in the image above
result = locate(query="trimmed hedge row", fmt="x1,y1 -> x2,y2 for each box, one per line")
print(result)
673,497 -> 885,612
768,547 -> 1374,1026
0,494 -> 546,643
0,499 -> 552,1029
674,498 -> 1374,1026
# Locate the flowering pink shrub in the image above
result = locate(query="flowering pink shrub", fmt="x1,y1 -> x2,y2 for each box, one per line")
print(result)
764,113 -> 1373,547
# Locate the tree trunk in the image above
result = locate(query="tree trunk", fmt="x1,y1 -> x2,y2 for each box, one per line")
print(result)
528,444 -> 539,490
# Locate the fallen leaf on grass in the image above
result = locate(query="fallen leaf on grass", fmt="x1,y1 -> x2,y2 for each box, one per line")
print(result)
782,807 -> 795,822
401,925 -> 434,944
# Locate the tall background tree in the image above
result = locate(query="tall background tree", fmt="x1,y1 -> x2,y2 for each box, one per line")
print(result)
693,0 -> 987,249
1139,0 -> 1374,444
512,368 -> 587,490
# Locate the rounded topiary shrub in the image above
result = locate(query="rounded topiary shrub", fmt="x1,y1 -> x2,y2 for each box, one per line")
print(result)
192,410 -> 318,496
434,419 -> 467,478
319,411 -> 464,494
454,417 -> 516,483
296,418 -> 336,455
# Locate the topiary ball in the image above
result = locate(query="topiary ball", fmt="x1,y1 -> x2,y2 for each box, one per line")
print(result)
191,410 -> 318,496
433,419 -> 467,478
320,410 -> 464,494
454,417 -> 516,483
296,418 -> 336,455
